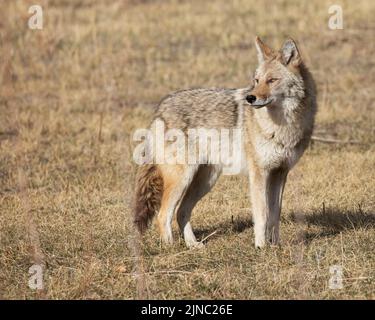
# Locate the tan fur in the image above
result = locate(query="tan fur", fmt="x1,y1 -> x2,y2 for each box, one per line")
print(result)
133,37 -> 317,248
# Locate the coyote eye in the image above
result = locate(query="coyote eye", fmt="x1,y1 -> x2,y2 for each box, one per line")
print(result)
267,78 -> 279,84
254,78 -> 259,84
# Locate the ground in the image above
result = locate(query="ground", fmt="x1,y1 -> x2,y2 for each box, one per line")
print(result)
0,0 -> 374,299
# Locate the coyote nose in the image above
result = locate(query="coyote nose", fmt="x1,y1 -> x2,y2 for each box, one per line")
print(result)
246,95 -> 257,104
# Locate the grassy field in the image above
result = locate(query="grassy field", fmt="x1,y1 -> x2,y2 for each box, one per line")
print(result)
0,0 -> 374,299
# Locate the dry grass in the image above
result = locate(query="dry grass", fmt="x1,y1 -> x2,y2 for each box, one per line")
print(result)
0,0 -> 374,299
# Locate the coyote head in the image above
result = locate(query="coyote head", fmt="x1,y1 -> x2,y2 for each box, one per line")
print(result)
246,37 -> 306,110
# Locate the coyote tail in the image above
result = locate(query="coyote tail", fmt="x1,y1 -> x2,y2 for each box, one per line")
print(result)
133,164 -> 163,234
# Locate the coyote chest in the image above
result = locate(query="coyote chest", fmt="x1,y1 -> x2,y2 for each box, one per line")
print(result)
242,100 -> 311,171
247,113 -> 307,170
253,132 -> 304,170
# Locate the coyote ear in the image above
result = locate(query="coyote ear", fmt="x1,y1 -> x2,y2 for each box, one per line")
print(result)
279,38 -> 301,66
254,36 -> 274,63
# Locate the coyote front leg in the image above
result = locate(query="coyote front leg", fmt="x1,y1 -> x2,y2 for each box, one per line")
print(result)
266,168 -> 288,244
249,167 -> 288,248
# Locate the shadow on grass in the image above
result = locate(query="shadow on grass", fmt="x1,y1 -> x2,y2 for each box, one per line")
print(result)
292,206 -> 375,243
195,216 -> 253,243
194,206 -> 375,244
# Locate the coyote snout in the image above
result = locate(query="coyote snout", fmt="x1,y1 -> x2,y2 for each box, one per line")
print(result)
246,94 -> 274,108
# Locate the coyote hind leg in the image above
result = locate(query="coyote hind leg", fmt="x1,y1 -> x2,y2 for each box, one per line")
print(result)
157,165 -> 198,245
177,165 -> 222,248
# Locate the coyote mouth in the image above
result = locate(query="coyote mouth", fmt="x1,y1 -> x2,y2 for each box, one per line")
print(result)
250,98 -> 274,109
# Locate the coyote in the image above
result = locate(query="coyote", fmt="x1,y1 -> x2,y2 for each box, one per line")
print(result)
133,37 -> 317,248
